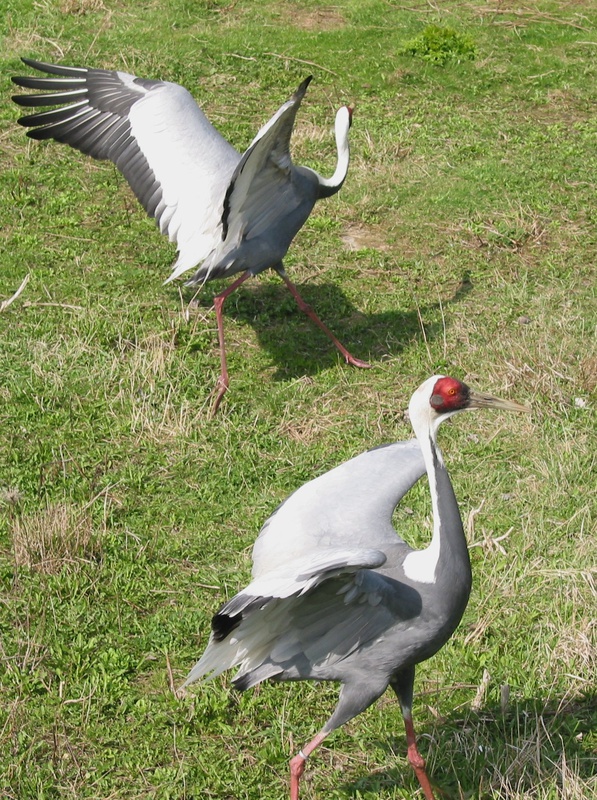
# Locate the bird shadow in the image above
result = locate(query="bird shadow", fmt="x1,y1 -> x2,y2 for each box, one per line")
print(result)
181,272 -> 474,381
339,691 -> 597,798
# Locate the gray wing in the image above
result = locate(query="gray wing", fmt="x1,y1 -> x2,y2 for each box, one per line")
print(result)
186,76 -> 316,283
274,568 -> 422,673
182,546 -> 387,686
183,559 -> 421,690
224,76 -> 313,239
12,58 -> 240,277
252,439 -> 426,578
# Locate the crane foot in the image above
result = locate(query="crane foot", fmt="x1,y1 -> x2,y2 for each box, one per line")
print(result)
344,354 -> 372,369
210,377 -> 228,417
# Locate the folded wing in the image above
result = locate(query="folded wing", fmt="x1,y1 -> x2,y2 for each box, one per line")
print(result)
182,547 -> 421,690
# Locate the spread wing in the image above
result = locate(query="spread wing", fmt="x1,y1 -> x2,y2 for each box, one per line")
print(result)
185,76 -> 316,283
12,58 -> 240,277
223,75 -> 313,239
251,439 -> 426,578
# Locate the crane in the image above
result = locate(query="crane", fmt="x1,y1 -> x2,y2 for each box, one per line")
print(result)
181,375 -> 530,799
12,59 -> 370,411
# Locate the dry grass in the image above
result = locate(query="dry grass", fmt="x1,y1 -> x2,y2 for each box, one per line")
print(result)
118,330 -> 178,387
487,720 -> 596,799
465,2 -> 593,32
278,3 -> 346,31
10,502 -> 101,574
341,222 -> 392,252
458,204 -> 550,255
490,752 -> 593,800
105,329 -> 212,440
59,0 -> 107,14
128,388 -> 209,442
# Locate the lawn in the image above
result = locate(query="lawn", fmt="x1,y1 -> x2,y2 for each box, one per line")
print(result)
1,1 -> 595,798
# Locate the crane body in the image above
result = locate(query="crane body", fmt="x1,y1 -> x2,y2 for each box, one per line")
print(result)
12,60 -> 369,411
183,376 -> 529,799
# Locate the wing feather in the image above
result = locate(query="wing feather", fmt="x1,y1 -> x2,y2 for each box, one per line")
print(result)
222,75 -> 312,241
183,76 -> 316,284
183,559 -> 421,689
182,547 -> 386,686
251,439 -> 426,578
12,59 -> 240,276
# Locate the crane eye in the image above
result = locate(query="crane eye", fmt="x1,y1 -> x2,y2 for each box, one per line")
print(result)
448,388 -> 456,395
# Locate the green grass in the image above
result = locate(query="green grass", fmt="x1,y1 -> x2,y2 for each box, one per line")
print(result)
1,1 -> 595,798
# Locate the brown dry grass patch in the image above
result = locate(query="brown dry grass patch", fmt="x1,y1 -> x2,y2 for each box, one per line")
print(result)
59,0 -> 107,14
11,502 -> 101,574
341,222 -> 392,252
278,4 -> 346,31
108,330 -> 213,440
119,330 -> 177,385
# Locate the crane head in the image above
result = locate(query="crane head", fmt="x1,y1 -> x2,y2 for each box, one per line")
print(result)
430,376 -> 530,415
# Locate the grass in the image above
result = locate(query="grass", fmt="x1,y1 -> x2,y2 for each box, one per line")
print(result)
1,0 -> 595,798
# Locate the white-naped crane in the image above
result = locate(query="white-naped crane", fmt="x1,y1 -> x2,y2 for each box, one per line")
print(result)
181,375 -> 530,799
12,59 -> 369,412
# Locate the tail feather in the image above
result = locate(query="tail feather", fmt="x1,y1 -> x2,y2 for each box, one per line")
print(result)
181,594 -> 293,690
180,634 -> 246,688
233,663 -> 282,692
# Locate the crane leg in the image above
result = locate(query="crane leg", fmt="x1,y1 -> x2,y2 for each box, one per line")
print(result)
402,711 -> 436,800
211,271 -> 252,414
289,728 -> 330,800
276,268 -> 371,369
390,667 -> 436,800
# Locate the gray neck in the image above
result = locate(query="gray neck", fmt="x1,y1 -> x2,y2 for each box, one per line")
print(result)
431,454 -> 472,604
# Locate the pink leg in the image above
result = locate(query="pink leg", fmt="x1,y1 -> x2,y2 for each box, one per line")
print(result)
403,713 -> 436,800
211,271 -> 252,414
277,271 -> 371,369
289,729 -> 330,800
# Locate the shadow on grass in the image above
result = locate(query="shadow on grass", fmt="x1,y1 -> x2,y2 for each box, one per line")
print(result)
341,693 -> 597,798
180,274 -> 473,381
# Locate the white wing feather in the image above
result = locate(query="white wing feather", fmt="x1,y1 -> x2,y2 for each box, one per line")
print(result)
124,81 -> 240,280
182,547 -> 386,686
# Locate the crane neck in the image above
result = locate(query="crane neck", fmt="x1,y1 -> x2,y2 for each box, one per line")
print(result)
317,107 -> 351,199
403,407 -> 472,597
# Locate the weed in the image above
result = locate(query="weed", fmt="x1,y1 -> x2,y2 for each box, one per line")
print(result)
399,25 -> 476,66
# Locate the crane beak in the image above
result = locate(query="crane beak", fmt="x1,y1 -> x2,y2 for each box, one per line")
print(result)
467,389 -> 531,414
